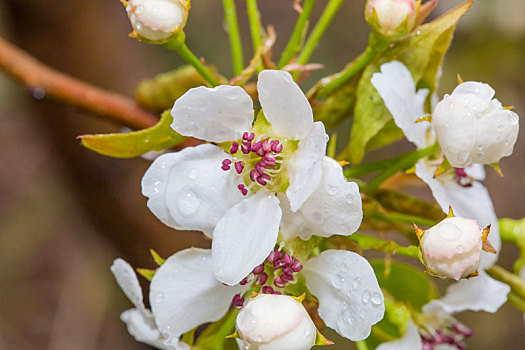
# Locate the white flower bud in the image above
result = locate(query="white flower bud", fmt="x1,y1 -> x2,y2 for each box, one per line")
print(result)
419,217 -> 483,280
432,81 -> 519,168
126,0 -> 189,43
366,0 -> 416,37
236,294 -> 316,350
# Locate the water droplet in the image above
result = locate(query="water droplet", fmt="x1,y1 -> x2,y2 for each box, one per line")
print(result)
439,223 -> 461,241
177,191 -> 200,217
346,193 -> 354,204
238,310 -> 258,332
32,87 -> 46,100
362,290 -> 370,304
476,152 -> 484,160
331,278 -> 342,289
371,292 -> 382,306
416,30 -> 421,35
457,151 -> 469,163
457,245 -> 464,254
352,277 -> 360,290
326,184 -> 337,195
513,227 -> 521,234
153,180 -> 161,193
188,168 -> 199,180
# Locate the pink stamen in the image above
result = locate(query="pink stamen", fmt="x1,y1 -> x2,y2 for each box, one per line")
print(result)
247,132 -> 255,141
234,161 -> 244,174
284,253 -> 292,265
230,142 -> 239,154
250,141 -> 262,152
250,169 -> 259,182
292,264 -> 303,273
274,260 -> 286,269
221,165 -> 231,171
274,277 -> 286,288
281,273 -> 293,282
258,273 -> 268,285
237,184 -> 248,196
252,264 -> 264,275
255,147 -> 265,156
240,277 -> 248,285
262,139 -> 272,152
255,161 -> 267,174
222,159 -> 231,166
232,294 -> 245,308
241,145 -> 250,154
272,140 -> 283,153
256,176 -> 268,186
262,286 -> 275,294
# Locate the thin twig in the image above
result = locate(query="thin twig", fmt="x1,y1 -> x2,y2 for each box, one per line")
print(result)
0,36 -> 158,129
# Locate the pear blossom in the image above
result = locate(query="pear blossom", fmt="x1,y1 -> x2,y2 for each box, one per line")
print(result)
371,60 -> 510,313
126,0 -> 189,43
418,216 -> 484,280
142,70 -> 362,286
432,81 -> 519,168
113,248 -> 384,349
235,294 -> 317,350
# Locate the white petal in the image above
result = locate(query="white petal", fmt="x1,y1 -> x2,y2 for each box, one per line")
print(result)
150,248 -> 244,340
120,308 -> 171,350
257,70 -> 313,140
285,122 -> 327,212
280,157 -> 363,241
451,82 -> 495,113
415,160 -> 501,269
303,250 -> 385,341
111,258 -> 145,311
212,190 -> 281,285
376,320 -> 422,350
142,144 -> 244,237
423,271 -> 510,314
371,61 -> 430,149
171,85 -> 254,142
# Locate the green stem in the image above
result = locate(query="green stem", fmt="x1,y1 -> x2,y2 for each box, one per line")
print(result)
486,265 -> 525,300
296,0 -> 346,66
355,340 -> 369,350
168,41 -> 219,86
277,0 -> 316,68
499,218 -> 525,245
508,292 -> 525,313
246,0 -> 263,55
223,0 -> 244,76
347,233 -> 420,259
364,143 -> 440,193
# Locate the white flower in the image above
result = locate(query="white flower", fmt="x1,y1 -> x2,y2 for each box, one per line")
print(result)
111,248 -> 245,349
419,216 -> 483,280
432,81 -> 519,168
142,70 -> 362,286
126,0 -> 189,43
236,294 -> 316,350
367,0 -> 416,33
113,248 -> 384,349
376,320 -> 422,350
371,60 -> 510,313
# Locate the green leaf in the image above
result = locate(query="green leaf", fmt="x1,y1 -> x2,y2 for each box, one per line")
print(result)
80,111 -> 186,158
192,309 -> 239,350
344,0 -> 473,164
371,260 -> 438,310
135,65 -> 222,112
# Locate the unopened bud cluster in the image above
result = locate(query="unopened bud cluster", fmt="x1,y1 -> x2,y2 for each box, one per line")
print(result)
365,0 -> 417,40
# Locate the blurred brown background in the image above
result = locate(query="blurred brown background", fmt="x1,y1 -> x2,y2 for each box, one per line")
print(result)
0,0 -> 523,349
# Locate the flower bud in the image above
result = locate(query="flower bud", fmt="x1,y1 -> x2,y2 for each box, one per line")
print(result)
432,81 -> 519,168
365,0 -> 417,39
417,216 -> 486,280
125,0 -> 190,43
236,294 -> 316,350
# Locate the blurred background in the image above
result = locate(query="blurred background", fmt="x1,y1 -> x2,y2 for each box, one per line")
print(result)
0,0 -> 523,349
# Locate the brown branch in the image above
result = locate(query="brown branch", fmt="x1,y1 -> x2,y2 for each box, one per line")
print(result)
0,36 -> 158,129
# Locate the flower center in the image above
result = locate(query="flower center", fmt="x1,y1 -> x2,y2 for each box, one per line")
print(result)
221,132 -> 286,196
231,249 -> 304,309
454,167 -> 473,188
420,320 -> 472,350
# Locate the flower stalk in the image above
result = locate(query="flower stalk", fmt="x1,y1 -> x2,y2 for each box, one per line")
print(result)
223,0 -> 245,76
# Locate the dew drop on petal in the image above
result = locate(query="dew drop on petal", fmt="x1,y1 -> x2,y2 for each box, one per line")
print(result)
371,292 -> 382,306
362,290 -> 370,304
439,223 -> 461,241
457,245 -> 464,254
326,185 -> 337,195
154,292 -> 164,303
346,193 -> 354,204
153,180 -> 161,193
188,168 -> 199,180
177,191 -> 200,217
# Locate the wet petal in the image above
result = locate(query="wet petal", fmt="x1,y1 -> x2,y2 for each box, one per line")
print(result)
452,81 -> 495,113
371,61 -> 430,149
285,122 -> 327,212
120,308 -> 172,350
423,271 -> 510,314
280,157 -> 362,241
257,70 -> 313,140
142,144 -> 244,237
150,248 -> 244,341
212,190 -> 281,285
111,258 -> 145,311
303,250 -> 384,341
171,85 -> 254,142
376,320 -> 422,350
415,160 -> 500,269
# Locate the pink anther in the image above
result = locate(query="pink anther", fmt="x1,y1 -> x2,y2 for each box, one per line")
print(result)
252,264 -> 264,275
230,142 -> 239,154
250,169 -> 259,182
274,277 -> 286,288
262,139 -> 272,152
284,253 -> 292,265
281,273 -> 293,282
271,140 -> 283,153
250,141 -> 262,152
258,272 -> 268,285
234,161 -> 244,174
